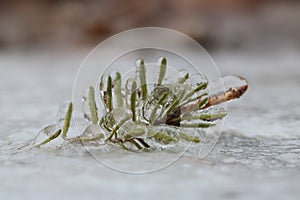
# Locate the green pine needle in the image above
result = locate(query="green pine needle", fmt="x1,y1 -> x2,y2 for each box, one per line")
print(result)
130,80 -> 137,121
114,72 -> 123,108
157,57 -> 167,85
62,102 -> 72,140
35,129 -> 62,148
107,75 -> 113,112
88,87 -> 99,125
138,59 -> 148,100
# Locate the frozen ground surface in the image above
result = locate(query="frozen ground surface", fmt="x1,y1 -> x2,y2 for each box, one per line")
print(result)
0,48 -> 300,200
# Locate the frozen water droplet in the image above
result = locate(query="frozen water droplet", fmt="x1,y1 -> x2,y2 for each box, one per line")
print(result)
222,75 -> 248,92
189,73 -> 207,86
200,106 -> 226,115
100,108 -> 131,131
142,102 -> 163,122
142,85 -> 176,122
209,75 -> 248,97
118,121 -> 148,140
174,83 -> 192,100
177,69 -> 189,81
81,88 -> 92,122
99,74 -> 110,106
150,125 -> 180,149
189,74 -> 208,97
78,124 -> 106,145
80,124 -> 104,137
40,124 -> 60,136
35,124 -> 64,147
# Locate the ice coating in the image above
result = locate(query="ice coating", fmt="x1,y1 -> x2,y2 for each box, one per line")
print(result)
78,125 -> 106,145
100,108 -> 131,132
203,75 -> 248,109
81,89 -> 92,122
94,58 -> 230,152
34,57 -> 247,156
150,125 -> 180,148
118,121 -> 148,140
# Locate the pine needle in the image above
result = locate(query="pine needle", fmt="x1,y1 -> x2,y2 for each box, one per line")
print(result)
89,87 -> 99,124
62,102 -> 72,140
157,57 -> 167,85
138,59 -> 148,100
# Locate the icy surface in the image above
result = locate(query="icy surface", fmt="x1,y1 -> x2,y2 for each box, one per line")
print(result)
0,49 -> 300,199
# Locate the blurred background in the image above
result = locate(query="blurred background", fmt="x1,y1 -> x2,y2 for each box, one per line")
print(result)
0,0 -> 299,51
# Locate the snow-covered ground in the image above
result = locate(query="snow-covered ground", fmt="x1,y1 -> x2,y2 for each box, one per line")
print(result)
0,48 -> 300,200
